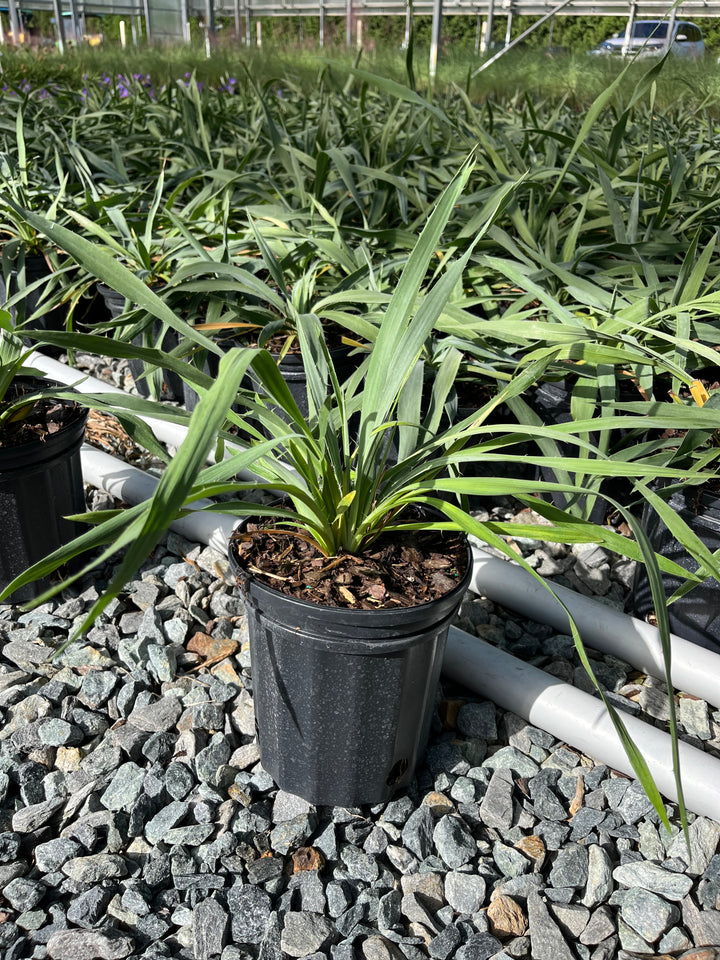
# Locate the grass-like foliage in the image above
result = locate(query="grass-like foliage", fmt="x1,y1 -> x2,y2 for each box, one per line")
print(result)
3,49 -> 720,838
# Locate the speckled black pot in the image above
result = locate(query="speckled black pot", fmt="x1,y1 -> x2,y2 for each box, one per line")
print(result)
628,486 -> 720,652
98,284 -> 184,402
527,378 -> 637,524
184,340 -> 360,418
0,385 -> 88,604
229,521 -> 472,807
1,253 -> 69,353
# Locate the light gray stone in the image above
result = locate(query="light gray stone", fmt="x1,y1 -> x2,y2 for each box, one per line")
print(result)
479,768 -> 514,830
620,887 -> 679,943
493,842 -> 531,879
445,871 -> 487,915
62,854 -> 128,884
195,733 -> 232,784
100,762 -> 146,812
665,818 -> 720,875
526,892 -> 576,960
145,801 -> 190,844
679,696 -> 712,739
617,916 -> 653,953
401,806 -> 435,861
194,896 -> 228,960
548,902 -> 590,939
128,695 -> 182,732
613,861 -> 692,901
581,844 -> 613,908
34,837 -> 81,873
39,719 -> 84,747
579,905 -> 615,945
12,796 -> 64,833
549,844 -> 588,890
682,895 -> 720,946
434,814 -> 476,869
228,884 -> 273,944
483,747 -> 539,778
281,913 -> 336,957
47,929 -> 134,960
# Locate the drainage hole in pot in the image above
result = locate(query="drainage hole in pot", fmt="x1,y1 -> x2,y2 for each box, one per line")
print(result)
386,758 -> 409,786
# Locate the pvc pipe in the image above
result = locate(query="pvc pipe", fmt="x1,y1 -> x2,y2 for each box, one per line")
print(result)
77,444 -> 720,820
470,545 -> 720,709
31,352 -> 265,482
40,348 -> 720,709
443,626 -> 720,821
80,445 -> 237,555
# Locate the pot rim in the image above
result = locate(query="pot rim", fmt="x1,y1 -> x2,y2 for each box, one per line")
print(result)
228,510 -> 472,625
0,379 -> 88,471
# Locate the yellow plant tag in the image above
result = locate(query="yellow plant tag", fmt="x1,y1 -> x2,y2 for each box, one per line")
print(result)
690,380 -> 710,407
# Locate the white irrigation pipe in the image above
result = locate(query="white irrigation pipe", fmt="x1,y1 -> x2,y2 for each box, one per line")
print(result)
33,352 -> 266,481
80,445 -> 237,555
41,349 -> 720,706
470,546 -> 720,710
79,445 -> 720,819
443,627 -> 720,821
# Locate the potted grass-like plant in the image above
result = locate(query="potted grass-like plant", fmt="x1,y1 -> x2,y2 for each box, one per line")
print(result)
0,115 -> 74,339
170,217 -> 379,413
69,174 -> 194,401
0,315 -> 89,603
2,161 -> 700,824
622,375 -> 720,650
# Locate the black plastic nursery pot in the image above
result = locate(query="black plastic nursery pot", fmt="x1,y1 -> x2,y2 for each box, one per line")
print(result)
0,393 -> 89,604
248,343 -> 360,428
229,523 -> 472,807
628,485 -> 720,653
1,253 -> 69,341
527,378 -> 635,524
97,284 -> 184,402
185,340 -> 359,423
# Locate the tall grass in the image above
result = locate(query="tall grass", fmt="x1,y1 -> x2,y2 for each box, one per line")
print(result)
3,43 -> 720,111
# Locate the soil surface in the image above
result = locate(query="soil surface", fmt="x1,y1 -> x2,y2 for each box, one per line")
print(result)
0,393 -> 85,448
230,511 -> 469,609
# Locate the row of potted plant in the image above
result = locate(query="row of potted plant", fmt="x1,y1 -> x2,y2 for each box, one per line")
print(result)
1,60 -> 719,825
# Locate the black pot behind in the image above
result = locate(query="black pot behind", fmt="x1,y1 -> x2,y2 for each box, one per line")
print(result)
0,392 -> 88,603
1,255 -> 69,354
628,486 -> 720,652
229,523 -> 472,807
98,284 -> 184,402
527,378 -> 637,524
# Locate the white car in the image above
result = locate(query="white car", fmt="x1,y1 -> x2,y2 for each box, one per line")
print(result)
589,20 -> 705,60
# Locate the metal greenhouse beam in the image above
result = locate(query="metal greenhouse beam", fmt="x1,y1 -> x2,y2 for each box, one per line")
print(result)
429,0 -> 442,82
481,0 -> 494,54
51,0 -> 65,51
67,0 -> 80,40
6,0 -> 20,43
621,0 -> 636,54
181,0 -> 190,40
471,0 -> 573,75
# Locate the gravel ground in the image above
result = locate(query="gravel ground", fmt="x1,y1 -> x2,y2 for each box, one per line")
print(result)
1,355 -> 719,960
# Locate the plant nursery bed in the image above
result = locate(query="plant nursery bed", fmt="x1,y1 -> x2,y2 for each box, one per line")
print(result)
1,477 -> 719,959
